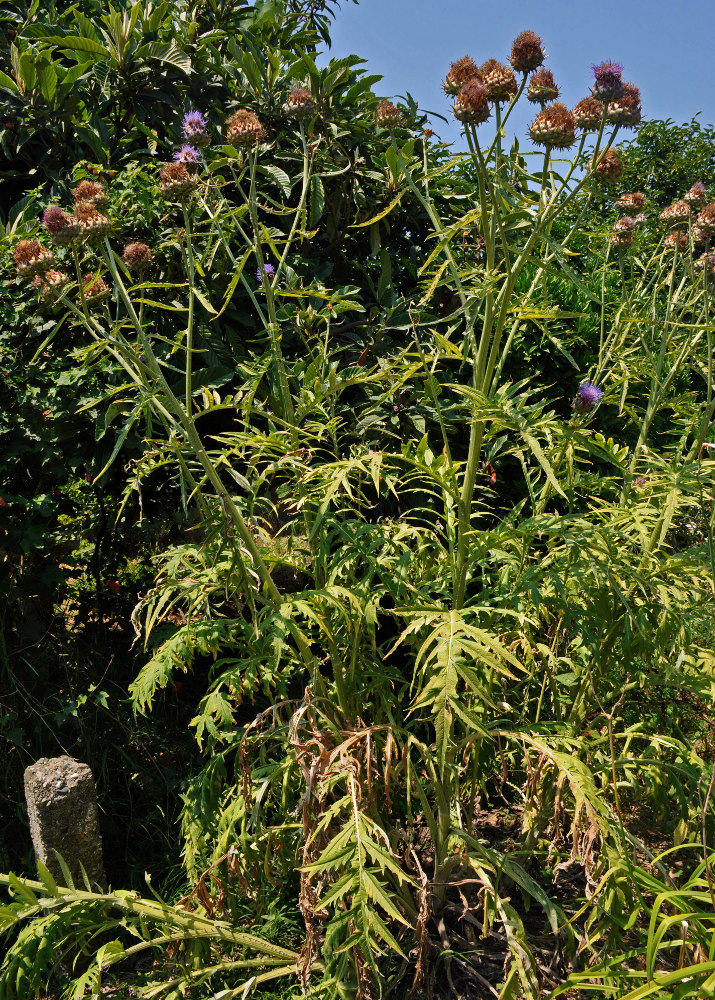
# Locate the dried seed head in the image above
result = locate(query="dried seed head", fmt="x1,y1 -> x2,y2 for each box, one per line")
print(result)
375,100 -> 401,128
444,56 -> 482,96
616,192 -> 645,214
684,181 -> 707,207
587,149 -> 623,183
453,78 -> 490,124
159,161 -> 199,200
634,213 -> 647,226
481,61 -> 518,103
81,272 -> 111,304
74,201 -> 113,240
41,205 -> 81,245
509,31 -> 545,73
528,102 -> 576,148
659,199 -> 691,227
225,109 -> 266,147
611,215 -> 636,246
527,68 -> 559,105
665,230 -> 689,251
284,88 -> 316,118
73,179 -> 108,208
574,96 -> 605,131
32,268 -> 68,300
123,242 -> 153,272
692,226 -> 710,245
182,110 -> 210,147
606,82 -> 641,128
694,252 -> 715,279
13,239 -> 53,277
697,204 -> 715,233
591,61 -> 625,102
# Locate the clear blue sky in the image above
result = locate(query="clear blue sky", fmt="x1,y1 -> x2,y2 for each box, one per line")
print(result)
326,0 -> 715,148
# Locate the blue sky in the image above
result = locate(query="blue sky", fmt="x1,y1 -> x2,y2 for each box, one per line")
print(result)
326,0 -> 715,148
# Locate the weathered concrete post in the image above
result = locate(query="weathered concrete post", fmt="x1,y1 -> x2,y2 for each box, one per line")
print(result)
24,756 -> 106,891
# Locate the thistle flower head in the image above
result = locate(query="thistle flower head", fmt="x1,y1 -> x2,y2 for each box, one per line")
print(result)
123,242 -> 153,272
527,68 -> 559,105
453,78 -> 490,124
574,96 -> 605,131
587,149 -> 623,183
284,87 -> 316,118
528,102 -> 576,148
694,252 -> 715,279
509,30 -> 545,73
665,230 -> 689,251
616,191 -> 645,215
444,56 -> 481,96
13,239 -> 53,277
32,268 -> 67,300
692,226 -> 710,245
591,61 -> 625,102
606,82 -> 641,128
572,381 -> 603,414
697,203 -> 715,234
634,213 -> 647,226
41,205 -> 81,245
74,201 -> 113,240
659,199 -> 691,227
375,100 -> 401,128
684,181 -> 707,207
159,161 -> 199,200
182,110 -> 210,147
73,179 -> 108,208
611,215 -> 636,246
481,60 -> 518,103
225,109 -> 266,147
256,262 -> 276,283
81,272 -> 111,304
173,144 -> 200,168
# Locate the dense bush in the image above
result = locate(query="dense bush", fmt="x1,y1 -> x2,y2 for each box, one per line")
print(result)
1,5 -> 715,1000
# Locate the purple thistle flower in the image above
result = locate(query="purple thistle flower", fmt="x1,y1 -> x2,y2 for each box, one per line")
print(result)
182,110 -> 210,148
174,144 -> 200,164
591,61 -> 625,103
256,262 -> 276,283
572,381 -> 603,415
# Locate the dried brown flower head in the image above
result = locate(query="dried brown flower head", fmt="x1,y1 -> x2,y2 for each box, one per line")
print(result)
81,272 -> 111,304
607,82 -> 641,128
482,61 -> 518,103
285,88 -> 316,119
74,201 -> 112,240
527,69 -> 559,105
41,206 -> 81,245
692,226 -> 710,245
611,215 -> 636,247
659,199 -> 691,227
375,100 -> 401,128
697,203 -> 715,233
684,181 -> 707,207
574,97 -> 605,131
225,109 -> 266,146
32,268 -> 68,300
616,192 -> 645,214
588,149 -> 623,183
159,161 -> 199,200
694,252 -> 715,279
444,56 -> 481,96
13,239 -> 53,277
529,102 -> 576,148
73,179 -> 108,208
509,31 -> 545,73
123,242 -> 153,272
453,79 -> 490,125
665,230 -> 689,252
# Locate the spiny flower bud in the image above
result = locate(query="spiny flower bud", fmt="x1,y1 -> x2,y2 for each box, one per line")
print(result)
73,179 -> 108,208
284,88 -> 316,118
606,82 -> 641,128
697,204 -> 715,234
572,381 -> 603,414
159,161 -> 199,200
659,199 -> 690,227
481,60 -> 518,103
591,61 -> 625,103
74,201 -> 113,240
684,181 -> 707,207
13,239 -> 53,277
665,230 -> 689,252
509,31 -> 545,73
444,56 -> 481,96
225,109 -> 266,147
587,149 -> 623,183
616,192 -> 645,214
123,242 -> 153,272
527,68 -> 559,105
32,268 -> 68,300
528,102 -> 576,148
574,97 -> 605,131
375,100 -> 401,128
41,206 -> 81,245
81,272 -> 111,304
182,110 -> 210,148
611,215 -> 636,246
453,79 -> 490,125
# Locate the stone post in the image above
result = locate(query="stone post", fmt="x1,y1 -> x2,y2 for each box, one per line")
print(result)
24,756 -> 106,891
